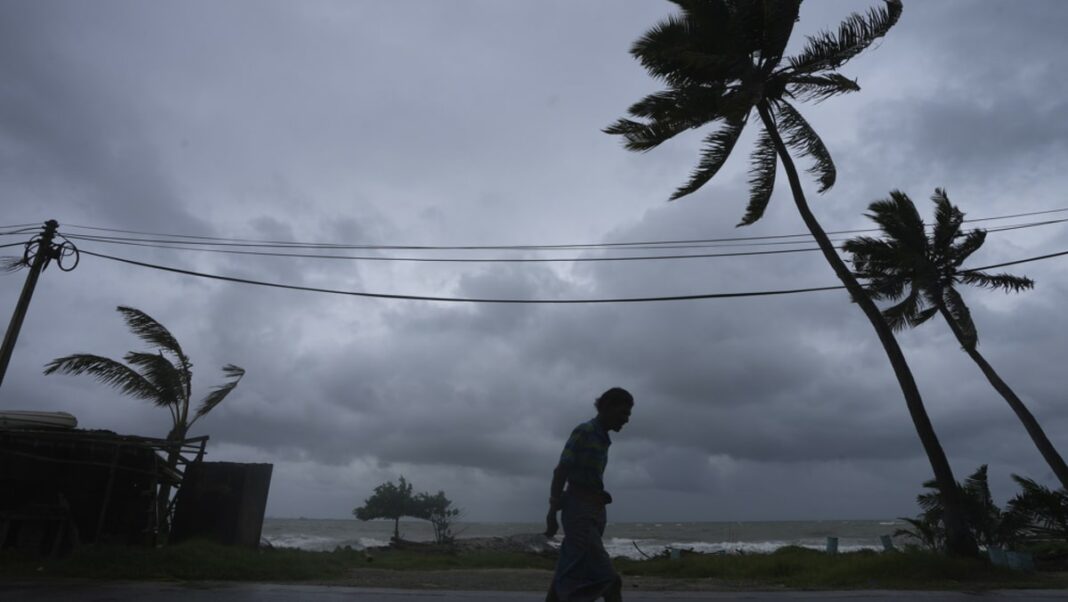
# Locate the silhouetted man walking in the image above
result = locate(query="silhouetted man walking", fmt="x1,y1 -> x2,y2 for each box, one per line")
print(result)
544,387 -> 634,602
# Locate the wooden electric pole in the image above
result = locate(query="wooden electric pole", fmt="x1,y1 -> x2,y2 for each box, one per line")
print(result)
0,219 -> 60,392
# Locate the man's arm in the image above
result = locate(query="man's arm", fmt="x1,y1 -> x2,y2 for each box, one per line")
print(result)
544,462 -> 567,538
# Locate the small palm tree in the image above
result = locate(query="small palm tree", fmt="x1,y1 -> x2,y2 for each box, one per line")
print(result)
897,465 -> 1024,551
44,305 -> 244,534
844,189 -> 1068,491
606,0 -> 976,555
1008,475 -> 1068,542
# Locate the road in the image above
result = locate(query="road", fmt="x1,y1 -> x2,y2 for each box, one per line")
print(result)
2,582 -> 1067,601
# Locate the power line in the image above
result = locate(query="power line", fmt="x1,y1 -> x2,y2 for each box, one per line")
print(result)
60,216 -> 1068,264
69,236 -> 825,262
61,206 -> 1068,252
62,231 -> 834,251
0,228 -> 44,238
961,249 -> 1068,272
79,248 -> 845,303
77,246 -> 1068,304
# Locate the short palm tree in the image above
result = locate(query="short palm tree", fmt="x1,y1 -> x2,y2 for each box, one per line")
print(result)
897,465 -> 1024,551
44,305 -> 244,534
606,0 -> 976,555
844,189 -> 1068,491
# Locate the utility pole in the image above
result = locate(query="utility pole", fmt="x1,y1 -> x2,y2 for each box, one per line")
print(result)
0,219 -> 60,391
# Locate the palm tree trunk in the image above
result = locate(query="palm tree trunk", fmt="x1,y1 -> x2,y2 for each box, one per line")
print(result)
938,307 -> 1068,491
156,425 -> 188,543
756,102 -> 977,557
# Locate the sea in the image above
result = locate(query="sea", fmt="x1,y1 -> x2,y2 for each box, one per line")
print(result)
262,518 -> 906,559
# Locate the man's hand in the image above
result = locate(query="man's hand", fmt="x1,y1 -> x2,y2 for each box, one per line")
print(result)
602,490 -> 613,505
544,509 -> 559,538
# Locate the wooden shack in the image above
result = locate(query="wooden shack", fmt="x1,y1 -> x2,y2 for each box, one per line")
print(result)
0,428 -> 206,555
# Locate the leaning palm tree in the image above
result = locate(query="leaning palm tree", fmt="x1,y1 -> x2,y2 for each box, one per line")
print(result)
843,189 -> 1068,491
606,0 -> 976,555
44,306 -> 244,535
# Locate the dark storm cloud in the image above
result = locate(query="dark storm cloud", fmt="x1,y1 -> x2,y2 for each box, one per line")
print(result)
4,0 -> 1068,520
0,3 -> 210,234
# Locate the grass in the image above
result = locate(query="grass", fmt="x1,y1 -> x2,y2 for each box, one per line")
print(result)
616,546 -> 1063,589
2,541 -> 1066,590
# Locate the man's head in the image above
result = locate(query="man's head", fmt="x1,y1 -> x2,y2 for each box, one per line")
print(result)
595,387 -> 634,432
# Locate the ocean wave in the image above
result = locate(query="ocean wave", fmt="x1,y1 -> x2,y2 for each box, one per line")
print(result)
603,538 -> 881,559
264,534 -> 391,551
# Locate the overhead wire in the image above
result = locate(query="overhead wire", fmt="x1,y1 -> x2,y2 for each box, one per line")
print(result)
59,206 -> 1068,252
77,248 -> 846,303
76,246 -> 1068,304
58,216 -> 1068,264
61,237 -> 825,263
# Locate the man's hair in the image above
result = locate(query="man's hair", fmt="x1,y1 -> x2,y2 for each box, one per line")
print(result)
595,387 -> 633,411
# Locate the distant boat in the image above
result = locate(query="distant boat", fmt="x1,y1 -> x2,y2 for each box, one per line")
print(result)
0,410 -> 78,430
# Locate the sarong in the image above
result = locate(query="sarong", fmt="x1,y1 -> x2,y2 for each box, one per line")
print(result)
551,492 -> 618,602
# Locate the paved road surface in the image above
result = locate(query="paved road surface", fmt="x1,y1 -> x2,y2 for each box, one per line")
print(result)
2,583 -> 1067,601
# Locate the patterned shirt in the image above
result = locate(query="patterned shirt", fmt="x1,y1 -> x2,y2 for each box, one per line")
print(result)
559,417 -> 612,492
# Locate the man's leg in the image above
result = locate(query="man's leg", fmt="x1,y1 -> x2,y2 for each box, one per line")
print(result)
603,575 -> 622,602
545,583 -> 560,602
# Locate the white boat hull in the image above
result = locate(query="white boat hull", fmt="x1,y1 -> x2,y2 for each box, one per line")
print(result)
0,410 -> 78,430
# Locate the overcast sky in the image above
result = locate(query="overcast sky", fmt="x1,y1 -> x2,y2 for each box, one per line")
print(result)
2,0 -> 1068,523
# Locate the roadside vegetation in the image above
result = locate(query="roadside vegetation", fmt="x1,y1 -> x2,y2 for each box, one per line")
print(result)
3,540 -> 1067,590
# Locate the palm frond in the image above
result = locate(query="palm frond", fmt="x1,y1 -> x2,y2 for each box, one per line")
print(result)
772,100 -> 835,192
880,287 -> 921,331
43,354 -> 160,401
116,307 -> 192,384
631,9 -> 748,87
949,229 -> 986,266
191,364 -> 245,423
623,86 -> 725,122
787,0 -> 903,74
604,117 -> 694,152
959,271 -> 1035,294
843,236 -> 896,277
738,127 -> 778,226
866,192 -> 929,254
931,188 -> 965,252
964,465 -> 992,505
669,116 -> 747,201
942,287 -> 977,348
124,351 -> 185,408
758,0 -> 802,70
1008,474 -> 1068,538
605,85 -> 734,151
785,73 -> 860,102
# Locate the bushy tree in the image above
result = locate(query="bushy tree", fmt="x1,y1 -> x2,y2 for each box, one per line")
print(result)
353,477 -> 420,541
415,491 -> 461,545
353,477 -> 463,544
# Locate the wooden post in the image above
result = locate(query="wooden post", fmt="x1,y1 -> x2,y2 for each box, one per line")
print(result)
0,220 -> 59,392
93,443 -> 122,545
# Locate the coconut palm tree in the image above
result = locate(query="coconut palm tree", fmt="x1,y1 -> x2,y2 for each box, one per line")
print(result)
605,0 -> 976,555
44,305 -> 244,534
843,189 -> 1068,491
